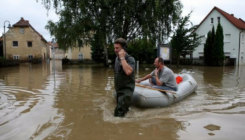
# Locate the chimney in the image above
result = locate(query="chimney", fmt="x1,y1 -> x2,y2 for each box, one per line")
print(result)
231,14 -> 234,17
21,17 -> 24,20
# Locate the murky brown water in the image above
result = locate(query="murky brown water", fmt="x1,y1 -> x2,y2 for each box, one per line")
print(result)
0,60 -> 245,140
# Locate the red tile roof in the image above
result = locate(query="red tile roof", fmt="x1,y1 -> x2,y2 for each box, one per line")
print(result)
48,42 -> 59,48
193,7 -> 245,32
13,17 -> 30,27
13,17 -> 47,43
215,7 -> 245,29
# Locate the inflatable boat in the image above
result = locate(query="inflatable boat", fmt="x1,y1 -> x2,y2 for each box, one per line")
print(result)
114,74 -> 197,108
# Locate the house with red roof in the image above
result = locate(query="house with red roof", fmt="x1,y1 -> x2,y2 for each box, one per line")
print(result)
3,17 -> 49,61
193,7 -> 245,65
48,42 -> 65,59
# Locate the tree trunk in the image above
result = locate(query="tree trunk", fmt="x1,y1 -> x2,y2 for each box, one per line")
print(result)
104,44 -> 109,66
177,55 -> 180,68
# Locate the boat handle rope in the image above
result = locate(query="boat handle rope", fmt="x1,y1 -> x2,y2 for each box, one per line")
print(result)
135,83 -> 177,99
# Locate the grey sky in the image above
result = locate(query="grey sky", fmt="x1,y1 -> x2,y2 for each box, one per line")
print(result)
0,0 -> 245,42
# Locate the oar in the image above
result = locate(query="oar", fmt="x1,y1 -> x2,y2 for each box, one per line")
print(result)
135,83 -> 177,98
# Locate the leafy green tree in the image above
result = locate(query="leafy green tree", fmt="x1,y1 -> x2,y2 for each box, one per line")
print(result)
212,23 -> 224,66
107,38 -> 156,64
204,31 -> 212,65
170,13 -> 202,67
42,0 -> 182,65
204,26 -> 215,66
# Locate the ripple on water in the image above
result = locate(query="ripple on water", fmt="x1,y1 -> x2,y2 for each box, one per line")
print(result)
0,77 -> 66,140
96,81 -> 245,123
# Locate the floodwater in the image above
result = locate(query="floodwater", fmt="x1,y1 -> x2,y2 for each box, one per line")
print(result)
0,60 -> 245,140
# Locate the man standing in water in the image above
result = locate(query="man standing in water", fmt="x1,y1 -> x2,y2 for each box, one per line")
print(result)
136,57 -> 177,91
114,38 -> 135,117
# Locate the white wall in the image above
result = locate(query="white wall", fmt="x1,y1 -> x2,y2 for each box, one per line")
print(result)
66,48 -> 72,59
239,31 -> 245,65
193,9 -> 241,65
49,46 -> 65,59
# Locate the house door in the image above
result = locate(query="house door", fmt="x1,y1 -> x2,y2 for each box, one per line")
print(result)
78,53 -> 83,60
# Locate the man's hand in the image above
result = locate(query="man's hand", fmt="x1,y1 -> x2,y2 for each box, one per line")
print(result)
135,79 -> 141,83
154,68 -> 159,76
118,49 -> 126,59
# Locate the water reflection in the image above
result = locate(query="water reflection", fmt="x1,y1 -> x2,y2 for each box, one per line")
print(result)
202,67 -> 223,87
0,61 -> 65,140
1,64 -> 245,139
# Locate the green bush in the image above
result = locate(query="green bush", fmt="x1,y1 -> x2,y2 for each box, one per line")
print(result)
62,58 -> 70,64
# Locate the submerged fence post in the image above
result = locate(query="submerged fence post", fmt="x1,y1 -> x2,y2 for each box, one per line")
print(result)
137,61 -> 139,74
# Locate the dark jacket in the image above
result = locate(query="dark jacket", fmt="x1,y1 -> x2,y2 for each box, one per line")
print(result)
114,54 -> 135,96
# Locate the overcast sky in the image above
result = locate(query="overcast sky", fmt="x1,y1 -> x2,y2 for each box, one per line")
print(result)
0,0 -> 245,42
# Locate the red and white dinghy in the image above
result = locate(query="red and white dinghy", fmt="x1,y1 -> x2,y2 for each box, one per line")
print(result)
130,74 -> 197,108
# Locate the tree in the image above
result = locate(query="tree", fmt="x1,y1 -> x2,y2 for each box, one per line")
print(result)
204,23 -> 224,66
204,26 -> 215,66
170,12 -> 202,67
212,23 -> 224,66
204,31 -> 211,65
106,38 -> 156,64
42,0 -> 182,65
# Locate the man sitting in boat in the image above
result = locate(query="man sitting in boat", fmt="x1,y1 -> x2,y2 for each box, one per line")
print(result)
135,57 -> 177,91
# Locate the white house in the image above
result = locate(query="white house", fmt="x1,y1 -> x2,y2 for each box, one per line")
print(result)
48,42 -> 65,59
193,6 -> 245,65
47,41 -> 92,60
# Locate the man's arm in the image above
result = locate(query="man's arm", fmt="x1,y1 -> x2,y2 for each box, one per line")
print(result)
118,49 -> 134,76
135,74 -> 152,83
121,59 -> 133,75
155,74 -> 164,86
154,68 -> 163,86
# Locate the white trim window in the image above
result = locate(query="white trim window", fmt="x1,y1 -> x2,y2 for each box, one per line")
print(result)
13,41 -> 18,47
242,34 -> 244,44
217,17 -> 220,23
28,55 -> 33,60
211,18 -> 213,24
78,53 -> 84,60
13,55 -> 20,60
224,34 -> 231,42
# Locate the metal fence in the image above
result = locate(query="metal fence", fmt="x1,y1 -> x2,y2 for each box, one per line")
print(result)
0,60 -> 20,67
172,58 -> 236,66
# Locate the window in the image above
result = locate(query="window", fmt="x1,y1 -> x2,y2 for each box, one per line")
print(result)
13,41 -> 18,47
78,53 -> 83,60
211,18 -> 213,24
28,55 -> 33,60
242,34 -> 244,44
217,17 -> 220,23
20,28 -> 24,34
27,41 -> 32,47
225,34 -> 231,42
199,52 -> 204,59
13,55 -> 20,60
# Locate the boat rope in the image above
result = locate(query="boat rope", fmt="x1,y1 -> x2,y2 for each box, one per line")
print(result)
135,83 -> 177,99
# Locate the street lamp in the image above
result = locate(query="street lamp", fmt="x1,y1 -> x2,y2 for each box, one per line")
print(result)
52,38 -> 56,73
3,20 -> 11,59
52,38 -> 55,60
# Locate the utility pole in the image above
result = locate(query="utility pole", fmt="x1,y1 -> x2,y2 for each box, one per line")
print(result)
3,20 -> 11,59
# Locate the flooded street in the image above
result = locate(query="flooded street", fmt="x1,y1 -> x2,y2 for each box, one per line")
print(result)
0,61 -> 245,140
